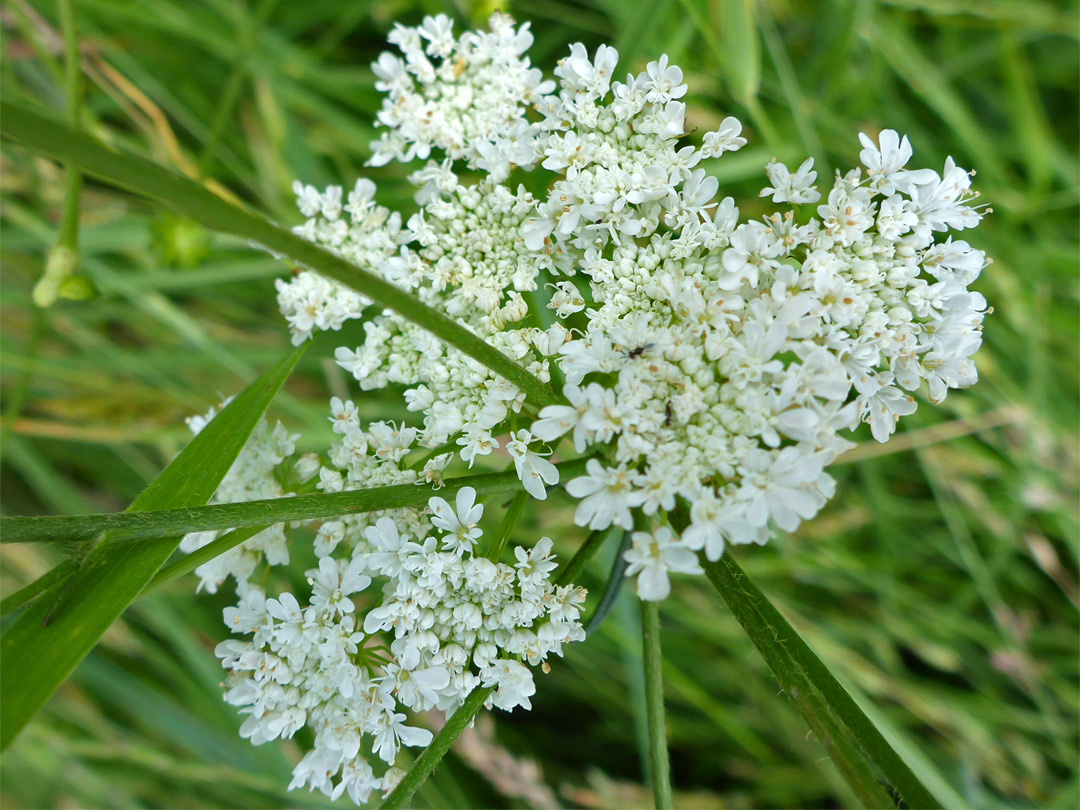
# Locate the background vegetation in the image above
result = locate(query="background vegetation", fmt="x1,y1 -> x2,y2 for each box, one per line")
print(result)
1,0 -> 1077,807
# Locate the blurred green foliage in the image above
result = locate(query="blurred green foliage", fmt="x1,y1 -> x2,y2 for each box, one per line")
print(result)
1,0 -> 1077,807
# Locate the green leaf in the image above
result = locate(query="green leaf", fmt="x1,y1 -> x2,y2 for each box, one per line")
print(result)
0,345 -> 305,750
0,99 -> 558,408
700,553 -> 944,809
0,458 -> 591,547
0,559 -> 79,617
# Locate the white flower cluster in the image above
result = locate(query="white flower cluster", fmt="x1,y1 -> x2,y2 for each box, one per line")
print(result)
275,178 -> 404,344
184,13 -> 991,804
213,483 -> 584,804
273,13 -> 987,603
184,395 -> 584,803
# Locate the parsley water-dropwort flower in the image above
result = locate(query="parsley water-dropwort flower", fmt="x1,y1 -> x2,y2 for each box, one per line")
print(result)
182,13 -> 989,803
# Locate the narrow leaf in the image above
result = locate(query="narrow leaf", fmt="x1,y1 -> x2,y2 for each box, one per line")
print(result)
0,459 -> 591,547
0,559 -> 78,617
0,100 -> 557,408
0,346 -> 304,750
556,526 -> 620,586
701,553 -> 944,809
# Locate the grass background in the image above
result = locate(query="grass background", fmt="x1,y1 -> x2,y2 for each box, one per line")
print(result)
1,0 -> 1077,807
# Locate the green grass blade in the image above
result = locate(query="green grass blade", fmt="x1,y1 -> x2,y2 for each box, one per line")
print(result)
716,0 -> 761,106
0,459 -> 592,546
701,553 -> 944,809
380,684 -> 495,810
0,345 -> 305,750
0,100 -> 558,408
0,559 -> 79,617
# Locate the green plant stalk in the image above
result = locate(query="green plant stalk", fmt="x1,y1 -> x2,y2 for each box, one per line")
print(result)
640,599 -> 672,810
1,458 -> 591,547
484,489 -> 529,561
0,100 -> 558,408
380,684 -> 495,810
701,553 -> 942,809
708,560 -> 894,805
556,525 -> 619,586
0,346 -> 304,750
32,0 -> 86,307
699,554 -> 892,807
141,525 -> 269,595
0,559 -> 78,617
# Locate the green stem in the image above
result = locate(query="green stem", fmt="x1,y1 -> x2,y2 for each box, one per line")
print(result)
380,684 -> 494,809
32,0 -> 88,307
0,458 -> 591,546
0,559 -> 79,617
485,490 -> 529,561
640,599 -> 672,810
556,525 -> 619,586
0,100 -> 559,408
700,553 -> 941,809
584,530 -> 631,635
142,525 -> 269,595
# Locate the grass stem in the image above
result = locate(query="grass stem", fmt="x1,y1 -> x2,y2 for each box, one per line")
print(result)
641,599 -> 672,810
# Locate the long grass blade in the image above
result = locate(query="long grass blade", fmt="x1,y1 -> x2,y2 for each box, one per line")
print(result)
641,599 -> 672,809
0,100 -> 558,408
0,345 -> 304,749
701,553 -> 944,809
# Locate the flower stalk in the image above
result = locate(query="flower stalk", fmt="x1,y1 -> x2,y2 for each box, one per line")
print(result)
641,599 -> 673,810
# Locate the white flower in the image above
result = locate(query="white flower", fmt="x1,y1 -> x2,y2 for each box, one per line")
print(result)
858,129 -> 938,195
308,556 -> 371,616
428,486 -> 484,554
701,117 -> 747,157
373,712 -> 433,763
482,659 -> 536,711
564,459 -> 645,531
760,158 -> 820,204
506,429 -> 560,499
197,16 -> 990,800
623,527 -> 702,601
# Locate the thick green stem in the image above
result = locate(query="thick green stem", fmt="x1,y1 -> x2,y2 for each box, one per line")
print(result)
0,458 -> 591,546
0,100 -> 558,407
380,685 -> 494,809
641,599 -> 672,810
